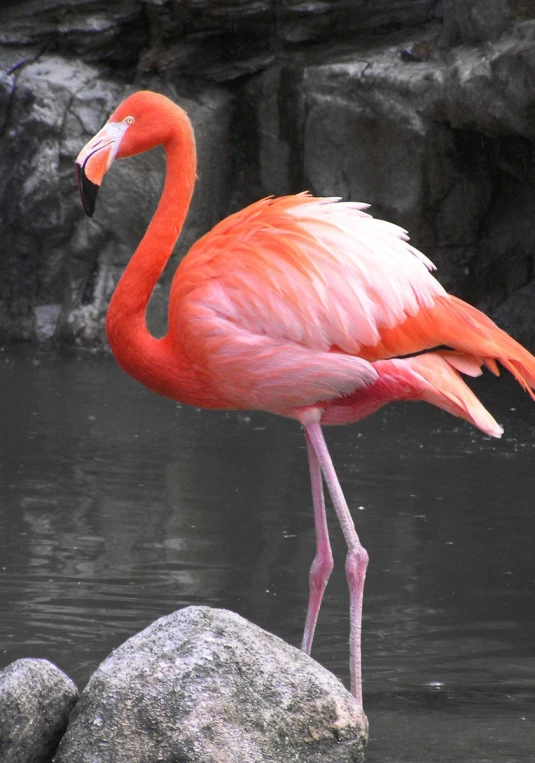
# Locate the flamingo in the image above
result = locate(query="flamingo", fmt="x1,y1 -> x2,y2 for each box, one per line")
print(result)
75,90 -> 535,708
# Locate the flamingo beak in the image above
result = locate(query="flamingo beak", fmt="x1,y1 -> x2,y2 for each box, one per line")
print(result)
75,121 -> 130,217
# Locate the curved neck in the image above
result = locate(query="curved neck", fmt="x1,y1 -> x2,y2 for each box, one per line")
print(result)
106,117 -> 196,397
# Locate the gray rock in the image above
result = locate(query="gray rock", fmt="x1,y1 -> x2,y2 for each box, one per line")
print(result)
0,657 -> 78,763
55,606 -> 368,763
444,31 -> 535,138
0,2 -> 442,79
0,52 -> 123,343
491,279 -> 535,348
442,0 -> 535,44
34,303 -> 61,341
138,1 -> 441,80
442,0 -> 511,43
0,1 -> 145,65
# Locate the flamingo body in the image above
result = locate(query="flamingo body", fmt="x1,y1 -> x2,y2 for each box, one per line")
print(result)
167,194 -> 433,413
75,91 -> 535,709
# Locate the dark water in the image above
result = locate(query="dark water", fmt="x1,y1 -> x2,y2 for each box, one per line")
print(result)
1,345 -> 534,762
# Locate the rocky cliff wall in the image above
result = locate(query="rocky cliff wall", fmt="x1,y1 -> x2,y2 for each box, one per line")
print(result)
1,0 -> 534,347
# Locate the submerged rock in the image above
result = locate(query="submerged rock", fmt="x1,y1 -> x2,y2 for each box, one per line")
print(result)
55,606 -> 367,763
0,657 -> 78,763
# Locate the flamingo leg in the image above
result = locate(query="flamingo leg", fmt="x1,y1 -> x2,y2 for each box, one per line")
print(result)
301,430 -> 334,655
304,419 -> 368,707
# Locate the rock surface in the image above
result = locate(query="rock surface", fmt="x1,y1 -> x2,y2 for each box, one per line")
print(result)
0,2 -> 442,78
55,606 -> 368,763
1,0 -> 535,347
0,657 -> 78,763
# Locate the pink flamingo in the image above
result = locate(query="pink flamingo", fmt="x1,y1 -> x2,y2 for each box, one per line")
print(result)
75,91 -> 535,707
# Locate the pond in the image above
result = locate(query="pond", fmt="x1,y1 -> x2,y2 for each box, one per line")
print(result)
0,345 -> 534,761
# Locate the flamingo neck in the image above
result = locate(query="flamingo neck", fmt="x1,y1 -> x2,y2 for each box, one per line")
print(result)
106,119 -> 196,399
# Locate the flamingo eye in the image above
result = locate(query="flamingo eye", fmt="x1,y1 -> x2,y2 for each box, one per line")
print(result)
124,116 -> 135,125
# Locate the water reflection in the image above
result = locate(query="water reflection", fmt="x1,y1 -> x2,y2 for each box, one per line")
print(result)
1,345 -> 534,760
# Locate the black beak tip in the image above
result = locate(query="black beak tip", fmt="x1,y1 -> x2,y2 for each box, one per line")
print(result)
75,162 -> 99,218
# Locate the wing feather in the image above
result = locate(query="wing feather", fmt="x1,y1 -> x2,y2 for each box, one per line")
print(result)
174,193 -> 444,353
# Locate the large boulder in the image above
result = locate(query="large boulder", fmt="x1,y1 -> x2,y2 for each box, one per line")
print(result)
55,606 -> 368,763
0,657 -> 78,763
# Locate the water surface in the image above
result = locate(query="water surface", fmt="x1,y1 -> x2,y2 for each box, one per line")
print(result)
0,345 -> 534,761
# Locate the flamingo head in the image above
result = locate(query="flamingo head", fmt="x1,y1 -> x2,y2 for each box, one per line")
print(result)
75,91 -> 191,217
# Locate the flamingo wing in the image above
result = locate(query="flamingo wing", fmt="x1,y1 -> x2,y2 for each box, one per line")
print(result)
321,351 -> 504,437
175,193 -> 444,353
169,194 -> 446,414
